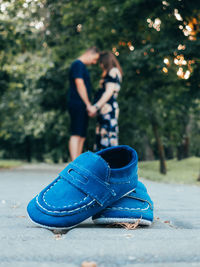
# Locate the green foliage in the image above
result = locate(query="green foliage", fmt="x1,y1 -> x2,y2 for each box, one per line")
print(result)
0,0 -> 200,163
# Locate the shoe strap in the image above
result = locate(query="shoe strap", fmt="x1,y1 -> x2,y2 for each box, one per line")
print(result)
59,163 -> 116,206
126,192 -> 153,210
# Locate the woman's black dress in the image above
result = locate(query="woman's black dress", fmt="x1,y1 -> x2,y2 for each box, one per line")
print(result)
94,68 -> 121,151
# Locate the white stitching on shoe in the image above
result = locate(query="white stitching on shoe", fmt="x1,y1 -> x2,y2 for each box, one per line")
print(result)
42,177 -> 88,209
106,204 -> 149,211
69,162 -> 115,203
36,195 -> 95,214
39,148 -> 118,211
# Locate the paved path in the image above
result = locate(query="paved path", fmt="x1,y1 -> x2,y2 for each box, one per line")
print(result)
0,164 -> 200,267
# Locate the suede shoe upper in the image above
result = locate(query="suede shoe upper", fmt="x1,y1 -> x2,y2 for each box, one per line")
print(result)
27,145 -> 138,228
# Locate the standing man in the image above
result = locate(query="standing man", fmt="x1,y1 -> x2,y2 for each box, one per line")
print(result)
68,47 -> 100,160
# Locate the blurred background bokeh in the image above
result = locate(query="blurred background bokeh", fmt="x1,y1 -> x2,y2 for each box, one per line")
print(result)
0,0 -> 199,180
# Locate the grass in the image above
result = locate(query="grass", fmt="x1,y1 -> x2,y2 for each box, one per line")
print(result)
138,156 -> 200,184
0,157 -> 199,185
0,160 -> 23,169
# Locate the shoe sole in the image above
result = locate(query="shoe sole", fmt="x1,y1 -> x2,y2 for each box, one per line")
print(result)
93,217 -> 152,226
27,211 -> 78,231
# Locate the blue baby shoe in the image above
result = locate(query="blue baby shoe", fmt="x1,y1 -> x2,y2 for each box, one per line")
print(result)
92,181 -> 154,226
27,145 -> 138,229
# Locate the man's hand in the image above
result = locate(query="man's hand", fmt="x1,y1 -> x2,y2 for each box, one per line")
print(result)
87,105 -> 97,117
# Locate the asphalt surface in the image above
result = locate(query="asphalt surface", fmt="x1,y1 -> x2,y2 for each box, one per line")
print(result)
0,163 -> 200,267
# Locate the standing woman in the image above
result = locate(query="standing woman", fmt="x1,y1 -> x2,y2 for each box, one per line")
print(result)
91,51 -> 123,151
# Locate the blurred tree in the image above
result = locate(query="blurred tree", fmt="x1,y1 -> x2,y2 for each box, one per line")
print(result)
0,0 -> 53,161
44,0 -> 200,172
0,0 -> 199,171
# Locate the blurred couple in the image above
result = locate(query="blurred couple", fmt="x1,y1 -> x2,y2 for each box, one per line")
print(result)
68,47 -> 123,161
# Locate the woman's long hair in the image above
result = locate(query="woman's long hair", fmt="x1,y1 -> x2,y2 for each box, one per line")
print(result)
99,51 -> 123,77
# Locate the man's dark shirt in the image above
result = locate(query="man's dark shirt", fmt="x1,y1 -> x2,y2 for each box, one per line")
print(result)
68,59 -> 91,106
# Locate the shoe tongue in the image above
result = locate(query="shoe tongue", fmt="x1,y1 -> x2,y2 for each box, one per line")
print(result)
73,151 -> 109,181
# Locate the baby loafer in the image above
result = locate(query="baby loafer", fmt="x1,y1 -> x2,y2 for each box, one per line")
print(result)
27,145 -> 138,229
92,181 -> 154,226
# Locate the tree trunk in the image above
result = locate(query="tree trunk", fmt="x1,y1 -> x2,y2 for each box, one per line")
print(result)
177,136 -> 190,160
177,145 -> 183,160
152,123 -> 167,174
183,136 -> 189,158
